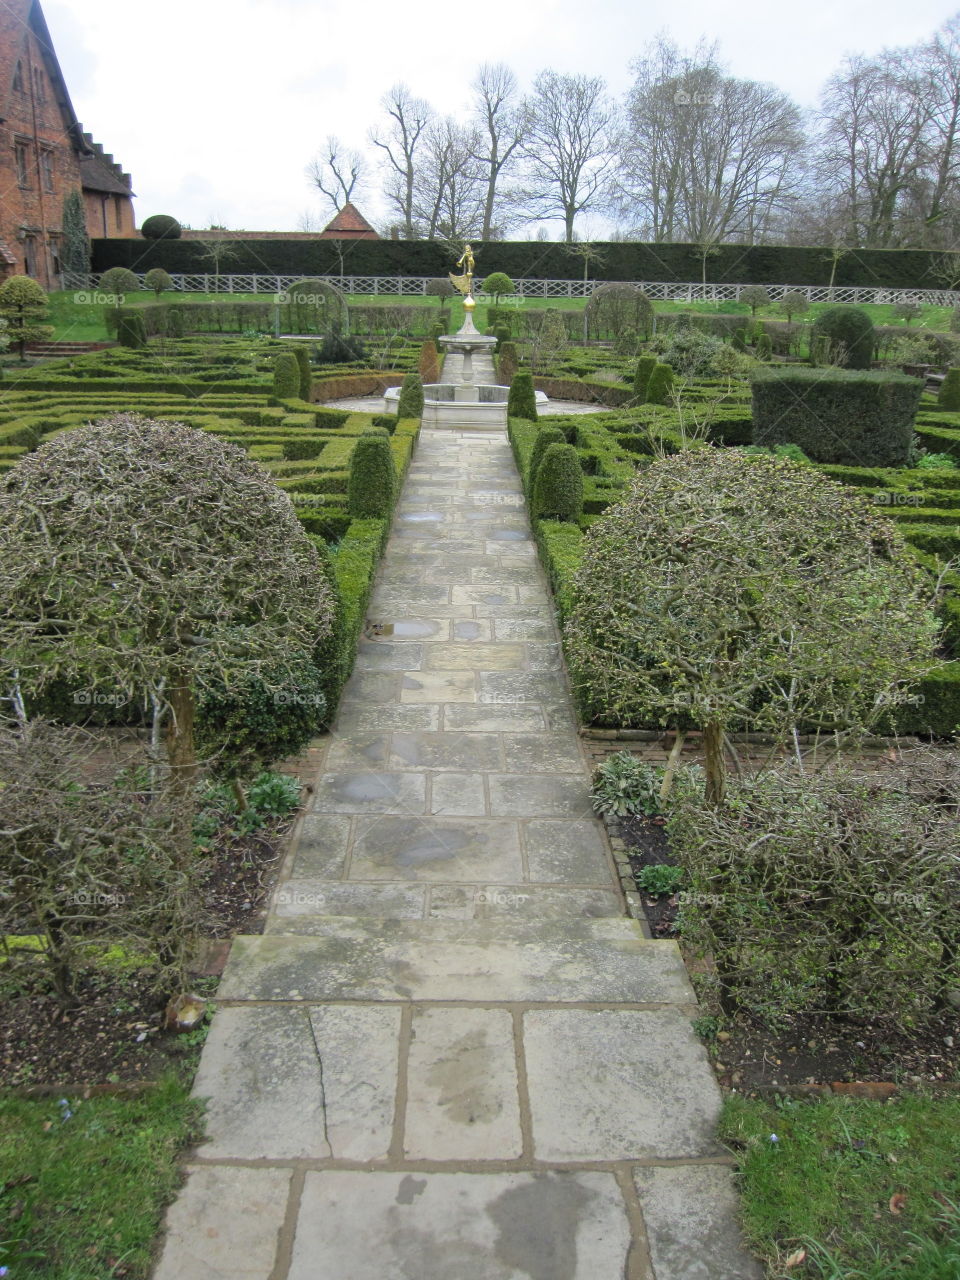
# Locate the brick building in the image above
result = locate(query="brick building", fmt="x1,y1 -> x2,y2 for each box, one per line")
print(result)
0,0 -> 134,287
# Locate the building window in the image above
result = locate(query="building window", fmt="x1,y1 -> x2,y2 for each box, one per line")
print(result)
24,235 -> 37,277
15,142 -> 29,187
32,66 -> 45,102
12,60 -> 24,93
40,149 -> 54,192
114,197 -> 124,231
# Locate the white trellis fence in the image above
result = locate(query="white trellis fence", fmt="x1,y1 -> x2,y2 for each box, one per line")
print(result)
59,272 -> 960,308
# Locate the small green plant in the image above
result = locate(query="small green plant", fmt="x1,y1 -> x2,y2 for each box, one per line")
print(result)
916,451 -> 958,471
591,751 -> 664,817
636,863 -> 685,895
692,1014 -> 720,1042
247,770 -> 301,816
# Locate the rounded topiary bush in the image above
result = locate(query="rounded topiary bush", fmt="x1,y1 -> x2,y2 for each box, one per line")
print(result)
272,352 -> 301,399
811,305 -> 875,370
482,272 -> 515,304
533,443 -> 583,522
397,372 -> 425,418
645,362 -> 675,405
167,306 -> 185,338
938,367 -> 960,410
633,355 -> 657,402
144,267 -> 173,297
117,313 -> 147,349
507,369 -> 538,422
347,433 -> 397,518
140,214 -> 182,240
528,425 -> 565,493
99,267 -> 140,299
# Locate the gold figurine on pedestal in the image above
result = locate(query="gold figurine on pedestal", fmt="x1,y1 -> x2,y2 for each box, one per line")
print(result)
448,243 -> 476,311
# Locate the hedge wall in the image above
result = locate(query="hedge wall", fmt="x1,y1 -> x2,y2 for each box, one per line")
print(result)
92,238 -> 948,288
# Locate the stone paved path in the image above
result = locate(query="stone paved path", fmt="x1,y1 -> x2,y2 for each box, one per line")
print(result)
153,428 -> 761,1279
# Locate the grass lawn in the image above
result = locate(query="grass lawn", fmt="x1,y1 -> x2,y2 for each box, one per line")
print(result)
0,1075 -> 204,1278
720,1092 -> 960,1278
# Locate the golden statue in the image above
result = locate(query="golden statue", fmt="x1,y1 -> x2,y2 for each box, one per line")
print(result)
448,243 -> 476,299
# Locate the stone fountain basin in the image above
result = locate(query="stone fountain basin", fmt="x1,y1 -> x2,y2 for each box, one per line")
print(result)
383,384 -> 548,412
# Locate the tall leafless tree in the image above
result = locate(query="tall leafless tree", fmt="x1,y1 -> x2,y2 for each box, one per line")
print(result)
412,118 -> 485,240
515,70 -> 616,241
617,37 -> 806,244
306,136 -> 368,214
370,83 -> 434,237
469,63 -> 527,239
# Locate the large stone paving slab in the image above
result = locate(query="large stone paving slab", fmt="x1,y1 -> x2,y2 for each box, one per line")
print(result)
312,770 -> 427,815
308,1005 -> 403,1160
390,731 -> 503,771
426,883 -> 623,920
274,879 -> 426,920
288,1170 -> 634,1280
291,814 -> 352,877
488,773 -> 593,819
348,815 -> 523,882
633,1165 -> 764,1279
523,819 -> 614,883
217,920 -> 695,1004
524,1009 -> 722,1160
153,1166 -> 291,1280
404,1007 -> 522,1160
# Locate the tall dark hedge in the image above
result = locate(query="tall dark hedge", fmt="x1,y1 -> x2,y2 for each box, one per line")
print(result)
811,306 -> 875,370
751,368 -> 923,467
293,345 -> 312,400
508,369 -> 538,422
91,238 -> 956,289
528,425 -> 566,493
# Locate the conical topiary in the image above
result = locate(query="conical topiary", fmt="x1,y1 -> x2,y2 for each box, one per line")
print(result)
272,352 -> 300,399
533,443 -> 584,522
938,367 -> 960,410
507,369 -> 538,422
645,362 -> 675,406
397,372 -> 425,418
293,345 -> 312,400
528,425 -> 565,494
347,433 -> 397,518
633,356 -> 657,402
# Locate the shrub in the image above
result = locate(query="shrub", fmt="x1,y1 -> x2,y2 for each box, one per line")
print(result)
99,266 -> 140,298
498,340 -> 519,383
430,320 -> 446,343
653,328 -> 726,375
644,362 -> 675,405
563,449 -> 939,803
482,272 -> 515,304
668,753 -> 960,1023
167,306 -> 185,337
636,863 -> 684,895
0,276 -> 52,359
508,369 -> 538,422
533,443 -> 583,522
591,750 -> 663,817
495,324 -> 511,350
893,301 -> 922,324
284,278 -> 348,333
396,371 -> 424,418
293,344 -> 312,400
486,305 -> 516,335
633,356 -> 657,402
316,326 -> 366,364
140,214 -> 182,240
740,285 -> 770,316
347,432 -> 397,518
755,332 -> 772,360
117,313 -> 147,348
938,367 -> 960,410
61,188 -> 90,275
144,267 -> 173,297
418,340 -> 440,384
195,651 -> 326,783
528,425 -> 565,493
425,278 -> 456,315
811,305 -> 875,370
751,367 -> 923,467
272,351 -> 301,399
778,291 -> 809,322
732,327 -> 749,352
586,283 -> 654,341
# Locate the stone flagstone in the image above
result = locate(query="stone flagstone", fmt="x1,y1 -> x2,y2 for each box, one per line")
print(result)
152,427 -> 761,1280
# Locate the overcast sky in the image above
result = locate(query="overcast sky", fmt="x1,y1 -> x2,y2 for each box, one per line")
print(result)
41,0 -> 960,237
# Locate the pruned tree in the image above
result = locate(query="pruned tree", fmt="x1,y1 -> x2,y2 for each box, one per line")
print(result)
469,63 -> 527,239
371,83 -> 434,237
516,70 -> 617,241
307,135 -> 368,214
0,415 -> 336,801
61,188 -> 90,275
0,276 -> 52,359
564,449 -> 941,806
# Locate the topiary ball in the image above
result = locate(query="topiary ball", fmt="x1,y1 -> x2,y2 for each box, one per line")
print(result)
140,214 -> 182,240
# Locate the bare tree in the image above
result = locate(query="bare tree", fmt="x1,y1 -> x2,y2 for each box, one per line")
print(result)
469,63 -> 527,239
515,70 -> 616,241
412,117 -> 485,240
617,37 -> 805,244
307,136 -> 368,214
370,83 -> 434,237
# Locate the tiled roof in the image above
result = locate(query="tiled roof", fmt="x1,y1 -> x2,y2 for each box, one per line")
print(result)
79,152 -> 133,196
0,241 -> 19,266
320,202 -> 379,238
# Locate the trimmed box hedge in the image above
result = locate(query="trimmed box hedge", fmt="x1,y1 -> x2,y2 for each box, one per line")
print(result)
751,368 -> 923,467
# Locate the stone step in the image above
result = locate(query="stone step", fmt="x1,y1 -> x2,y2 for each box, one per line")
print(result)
267,879 -> 624,927
217,916 -> 694,1004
